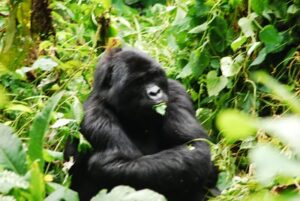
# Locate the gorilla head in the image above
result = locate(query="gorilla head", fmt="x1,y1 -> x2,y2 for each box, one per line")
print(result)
94,48 -> 169,122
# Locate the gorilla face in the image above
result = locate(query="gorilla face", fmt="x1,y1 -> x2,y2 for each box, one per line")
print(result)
95,48 -> 168,119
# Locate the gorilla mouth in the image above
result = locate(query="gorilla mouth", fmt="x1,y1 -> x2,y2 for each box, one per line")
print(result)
153,102 -> 167,116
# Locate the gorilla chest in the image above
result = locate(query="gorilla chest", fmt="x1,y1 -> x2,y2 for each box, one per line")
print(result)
127,129 -> 165,155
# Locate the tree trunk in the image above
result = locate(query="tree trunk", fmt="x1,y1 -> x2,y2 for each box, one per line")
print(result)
31,0 -> 54,39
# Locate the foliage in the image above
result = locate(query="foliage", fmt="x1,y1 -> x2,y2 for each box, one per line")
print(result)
0,0 -> 299,200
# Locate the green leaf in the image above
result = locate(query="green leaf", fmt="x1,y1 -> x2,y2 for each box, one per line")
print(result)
78,132 -> 92,153
220,56 -> 233,77
0,124 -> 27,175
206,71 -> 228,97
43,149 -> 63,163
216,109 -> 257,142
250,144 -> 300,185
250,48 -> 267,66
101,0 -> 112,9
231,36 -> 247,51
220,55 -> 244,77
238,17 -> 255,37
259,116 -> 300,154
0,195 -> 16,201
32,58 -> 58,71
259,25 -> 283,52
172,7 -> 187,26
252,71 -> 300,114
250,0 -> 268,15
72,96 -> 84,123
178,49 -> 209,78
6,104 -> 33,113
29,161 -> 45,201
28,91 -> 64,170
0,170 -> 29,193
188,22 -> 209,34
153,102 -> 167,116
247,41 -> 261,56
91,186 -> 166,201
45,183 -> 79,201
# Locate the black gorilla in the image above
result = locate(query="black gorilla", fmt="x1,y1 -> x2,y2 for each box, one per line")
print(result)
65,48 -> 217,201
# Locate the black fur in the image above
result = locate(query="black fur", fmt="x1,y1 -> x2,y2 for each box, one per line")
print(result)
64,48 -> 217,201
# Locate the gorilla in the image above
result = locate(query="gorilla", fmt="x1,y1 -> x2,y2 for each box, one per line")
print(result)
65,48 -> 217,201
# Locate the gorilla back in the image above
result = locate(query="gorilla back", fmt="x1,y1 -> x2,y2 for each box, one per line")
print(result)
64,48 -> 217,201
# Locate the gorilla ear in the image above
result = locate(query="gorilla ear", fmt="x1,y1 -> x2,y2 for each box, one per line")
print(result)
101,64 -> 113,89
94,63 -> 114,91
93,48 -> 122,93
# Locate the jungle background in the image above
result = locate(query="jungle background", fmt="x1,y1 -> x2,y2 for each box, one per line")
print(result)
0,0 -> 300,200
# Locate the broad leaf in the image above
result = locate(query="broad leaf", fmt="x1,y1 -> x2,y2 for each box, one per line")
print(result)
45,183 -> 79,201
29,161 -> 45,201
250,144 -> 300,185
188,22 -> 209,34
91,186 -> 166,201
250,0 -> 268,15
231,36 -> 247,52
0,170 -> 29,193
238,17 -> 255,37
206,71 -> 228,97
252,71 -> 300,114
0,124 -> 27,175
259,25 -> 283,52
216,109 -> 257,142
259,116 -> 300,154
28,91 -> 64,170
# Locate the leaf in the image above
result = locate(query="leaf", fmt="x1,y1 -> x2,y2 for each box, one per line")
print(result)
0,124 -> 27,175
6,104 -> 33,113
72,96 -> 84,123
250,0 -> 268,15
45,183 -> 79,201
0,170 -> 29,193
247,41 -> 261,56
28,91 -> 64,170
177,63 -> 192,78
101,0 -> 112,9
172,7 -> 187,26
206,71 -> 228,97
91,186 -> 166,201
287,5 -> 299,14
0,87 -> 9,109
238,17 -> 255,37
216,109 -> 257,142
178,49 -> 210,78
221,54 -> 244,77
250,48 -> 267,66
188,22 -> 209,34
220,56 -> 233,77
43,149 -> 63,163
259,116 -> 300,154
0,195 -> 16,201
51,118 -> 74,128
153,102 -> 167,116
29,161 -> 45,201
259,25 -> 283,52
78,132 -> 92,153
252,71 -> 300,114
32,58 -> 58,71
250,144 -> 300,185
231,36 -> 247,51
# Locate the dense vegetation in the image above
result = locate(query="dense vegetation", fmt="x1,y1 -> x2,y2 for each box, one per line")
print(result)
0,0 -> 299,200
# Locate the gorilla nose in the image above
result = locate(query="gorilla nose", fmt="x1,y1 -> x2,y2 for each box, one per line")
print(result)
146,85 -> 163,101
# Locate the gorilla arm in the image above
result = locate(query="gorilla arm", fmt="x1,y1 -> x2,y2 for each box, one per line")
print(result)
82,82 -> 213,192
